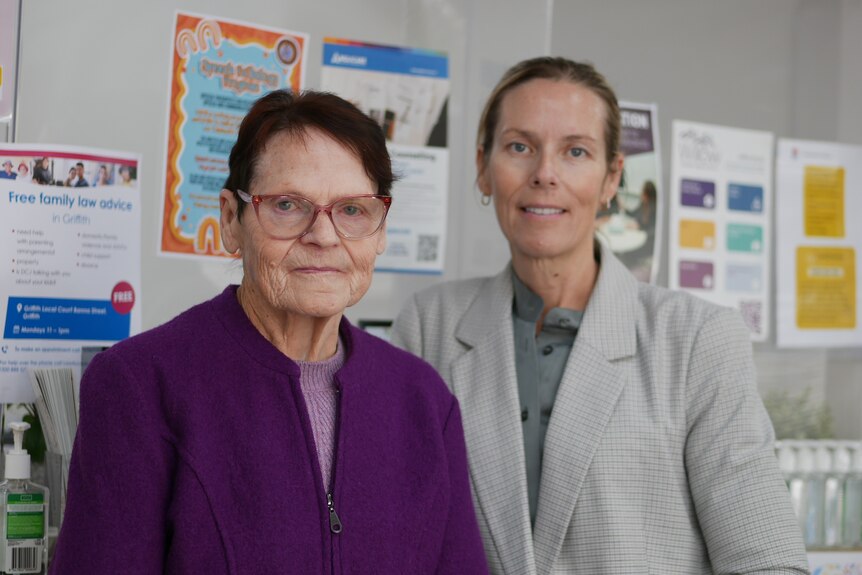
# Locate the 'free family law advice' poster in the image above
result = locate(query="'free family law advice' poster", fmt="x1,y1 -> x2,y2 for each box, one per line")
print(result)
160,12 -> 308,259
0,144 -> 142,402
669,120 -> 774,342
776,139 -> 862,348
321,38 -> 449,274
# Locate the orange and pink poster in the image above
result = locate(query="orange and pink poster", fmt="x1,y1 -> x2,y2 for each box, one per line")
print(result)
160,12 -> 307,258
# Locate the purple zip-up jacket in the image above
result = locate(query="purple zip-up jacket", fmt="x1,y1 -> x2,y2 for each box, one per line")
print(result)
51,286 -> 489,574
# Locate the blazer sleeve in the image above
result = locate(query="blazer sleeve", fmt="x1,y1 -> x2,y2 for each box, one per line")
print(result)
435,398 -> 490,575
50,350 -> 175,574
683,308 -> 809,575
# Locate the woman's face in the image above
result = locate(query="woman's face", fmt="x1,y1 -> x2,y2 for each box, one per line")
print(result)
220,128 -> 386,319
478,78 -> 621,265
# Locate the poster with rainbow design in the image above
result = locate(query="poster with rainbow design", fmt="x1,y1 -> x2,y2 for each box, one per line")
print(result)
160,12 -> 308,258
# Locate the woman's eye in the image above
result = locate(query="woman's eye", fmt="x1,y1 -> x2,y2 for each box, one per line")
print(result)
509,142 -> 528,153
273,198 -> 296,212
569,147 -> 586,158
340,204 -> 363,217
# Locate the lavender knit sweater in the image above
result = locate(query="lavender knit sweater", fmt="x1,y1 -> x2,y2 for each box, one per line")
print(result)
297,342 -> 345,491
50,286 -> 488,574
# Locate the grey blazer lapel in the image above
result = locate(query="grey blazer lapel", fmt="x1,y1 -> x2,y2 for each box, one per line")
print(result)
533,245 -> 639,573
452,268 -> 537,575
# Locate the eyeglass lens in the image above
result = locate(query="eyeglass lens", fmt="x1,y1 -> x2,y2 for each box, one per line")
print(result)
258,195 -> 387,239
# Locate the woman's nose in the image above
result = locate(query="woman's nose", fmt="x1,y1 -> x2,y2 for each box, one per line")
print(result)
299,209 -> 340,247
531,152 -> 558,188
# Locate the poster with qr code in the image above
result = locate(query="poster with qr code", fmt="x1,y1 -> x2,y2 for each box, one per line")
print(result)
321,39 -> 449,274
669,121 -> 774,341
776,139 -> 862,348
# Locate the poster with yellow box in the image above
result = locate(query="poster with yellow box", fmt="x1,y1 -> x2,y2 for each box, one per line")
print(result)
777,139 -> 862,347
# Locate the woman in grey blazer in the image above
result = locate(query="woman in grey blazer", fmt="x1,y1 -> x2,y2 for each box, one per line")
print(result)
392,57 -> 809,574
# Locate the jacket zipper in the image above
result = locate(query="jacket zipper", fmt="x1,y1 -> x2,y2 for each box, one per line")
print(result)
328,384 -> 344,575
326,491 -> 342,533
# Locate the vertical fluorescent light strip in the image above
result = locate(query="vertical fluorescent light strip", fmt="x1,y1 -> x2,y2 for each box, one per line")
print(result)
11,0 -> 22,142
544,0 -> 554,55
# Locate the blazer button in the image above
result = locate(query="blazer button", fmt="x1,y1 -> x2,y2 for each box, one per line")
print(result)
542,345 -> 553,356
521,408 -> 529,422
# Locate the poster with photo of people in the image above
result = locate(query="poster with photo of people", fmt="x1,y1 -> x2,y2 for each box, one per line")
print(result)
0,144 -> 141,402
595,102 -> 662,284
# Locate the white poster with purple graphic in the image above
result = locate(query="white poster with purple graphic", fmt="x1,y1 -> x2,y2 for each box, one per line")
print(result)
669,120 -> 774,341
0,144 -> 142,402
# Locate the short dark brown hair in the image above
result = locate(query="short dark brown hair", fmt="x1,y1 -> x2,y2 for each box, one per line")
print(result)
224,89 -> 394,218
477,57 -> 621,171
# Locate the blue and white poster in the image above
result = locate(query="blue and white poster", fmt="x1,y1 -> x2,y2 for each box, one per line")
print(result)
0,144 -> 142,402
321,38 -> 449,274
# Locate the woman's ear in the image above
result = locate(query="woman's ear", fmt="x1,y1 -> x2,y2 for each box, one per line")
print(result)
375,222 -> 387,255
476,147 -> 491,199
603,153 -> 625,201
219,189 -> 242,254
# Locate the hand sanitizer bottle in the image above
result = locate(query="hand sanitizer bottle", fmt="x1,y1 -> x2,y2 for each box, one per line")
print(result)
844,444 -> 862,547
823,443 -> 848,548
777,443 -> 806,532
796,444 -> 823,548
0,422 -> 49,574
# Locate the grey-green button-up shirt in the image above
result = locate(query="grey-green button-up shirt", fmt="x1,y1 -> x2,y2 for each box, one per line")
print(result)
511,271 -> 583,526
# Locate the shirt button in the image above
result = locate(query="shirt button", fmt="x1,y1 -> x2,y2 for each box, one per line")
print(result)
542,345 -> 553,356
521,408 -> 529,422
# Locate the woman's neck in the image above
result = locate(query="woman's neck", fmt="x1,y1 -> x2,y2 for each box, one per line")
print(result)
237,283 -> 341,362
511,243 -> 599,318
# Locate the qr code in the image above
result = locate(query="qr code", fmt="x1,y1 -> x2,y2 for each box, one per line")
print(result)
739,300 -> 762,335
417,235 -> 439,262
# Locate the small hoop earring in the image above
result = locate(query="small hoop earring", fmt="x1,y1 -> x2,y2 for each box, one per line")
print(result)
481,194 -> 491,206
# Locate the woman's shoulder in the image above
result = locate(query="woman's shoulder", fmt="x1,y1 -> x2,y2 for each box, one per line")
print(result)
347,323 -> 447,380
97,288 -> 234,366
344,323 -> 457,406
407,273 -> 503,318
633,281 -> 750,342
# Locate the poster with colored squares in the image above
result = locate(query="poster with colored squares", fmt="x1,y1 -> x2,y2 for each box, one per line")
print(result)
160,12 -> 308,258
669,120 -> 774,342
776,139 -> 862,348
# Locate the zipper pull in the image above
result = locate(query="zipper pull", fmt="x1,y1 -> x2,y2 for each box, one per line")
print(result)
327,492 -> 343,534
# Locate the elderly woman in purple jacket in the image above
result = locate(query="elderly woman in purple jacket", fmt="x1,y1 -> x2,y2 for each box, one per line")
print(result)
51,90 -> 488,575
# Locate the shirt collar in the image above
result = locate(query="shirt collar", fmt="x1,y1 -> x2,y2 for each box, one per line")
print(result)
511,270 -> 583,334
